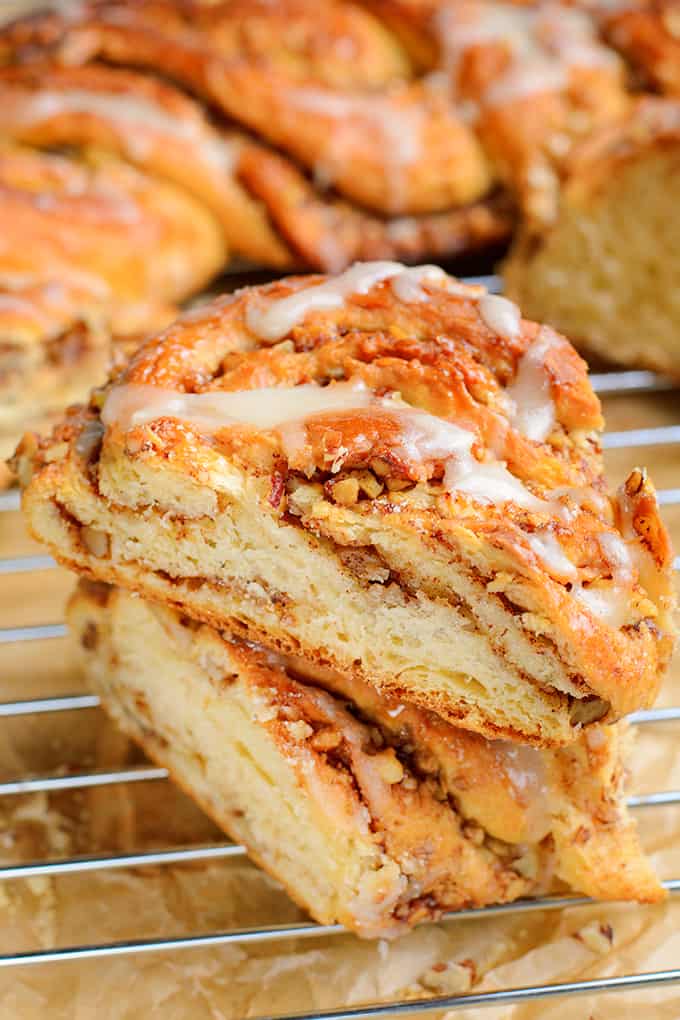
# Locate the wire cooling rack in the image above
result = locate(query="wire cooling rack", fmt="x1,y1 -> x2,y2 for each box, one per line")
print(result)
1,282 -> 680,1018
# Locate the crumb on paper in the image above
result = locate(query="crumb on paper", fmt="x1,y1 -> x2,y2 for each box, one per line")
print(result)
574,921 -> 615,955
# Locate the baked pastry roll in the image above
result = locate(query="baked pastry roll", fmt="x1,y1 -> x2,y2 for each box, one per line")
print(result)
0,143 -> 225,336
16,265 -> 676,746
602,0 -> 680,97
0,62 -> 512,273
67,581 -> 664,937
0,0 -> 492,217
360,0 -> 629,223
504,97 -> 680,377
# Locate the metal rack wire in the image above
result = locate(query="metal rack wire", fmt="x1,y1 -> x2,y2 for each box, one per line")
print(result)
1,335 -> 680,1016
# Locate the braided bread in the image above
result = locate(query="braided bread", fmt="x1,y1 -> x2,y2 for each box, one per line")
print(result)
0,0 -> 633,224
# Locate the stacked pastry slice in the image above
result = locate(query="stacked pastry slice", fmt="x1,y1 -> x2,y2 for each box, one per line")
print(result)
68,580 -> 664,936
16,264 -> 676,935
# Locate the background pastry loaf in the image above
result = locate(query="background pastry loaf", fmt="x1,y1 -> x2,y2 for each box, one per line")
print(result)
0,0 -> 677,262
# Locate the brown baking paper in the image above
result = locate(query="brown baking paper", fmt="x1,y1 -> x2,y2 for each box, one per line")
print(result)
1,385 -> 679,1020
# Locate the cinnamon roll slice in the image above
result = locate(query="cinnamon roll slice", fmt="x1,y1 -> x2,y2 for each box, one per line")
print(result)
16,264 -> 675,745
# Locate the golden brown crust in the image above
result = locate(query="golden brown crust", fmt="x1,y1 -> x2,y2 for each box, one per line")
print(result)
0,143 -> 225,337
603,0 -> 680,96
16,267 -> 676,743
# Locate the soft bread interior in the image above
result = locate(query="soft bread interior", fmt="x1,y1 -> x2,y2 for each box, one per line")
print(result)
30,444 -> 591,746
68,582 -> 537,936
504,148 -> 680,376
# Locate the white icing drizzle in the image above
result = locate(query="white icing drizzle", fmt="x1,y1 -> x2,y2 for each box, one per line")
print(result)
386,704 -> 406,718
287,88 -> 424,210
434,2 -> 534,72
0,293 -> 50,317
53,0 -> 87,19
0,265 -> 110,301
526,531 -> 578,580
569,530 -> 635,627
507,327 -> 559,442
478,294 -> 521,340
599,531 -> 634,588
103,378 -> 545,510
389,265 -> 447,303
101,379 -> 373,433
246,262 -> 404,342
573,585 -> 631,628
535,6 -> 622,69
492,739 -> 550,841
521,519 -> 634,627
246,262 -> 453,343
444,456 -> 546,510
485,59 -> 568,107
433,1 -> 616,106
389,410 -> 475,464
13,89 -> 235,171
522,520 -> 637,630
